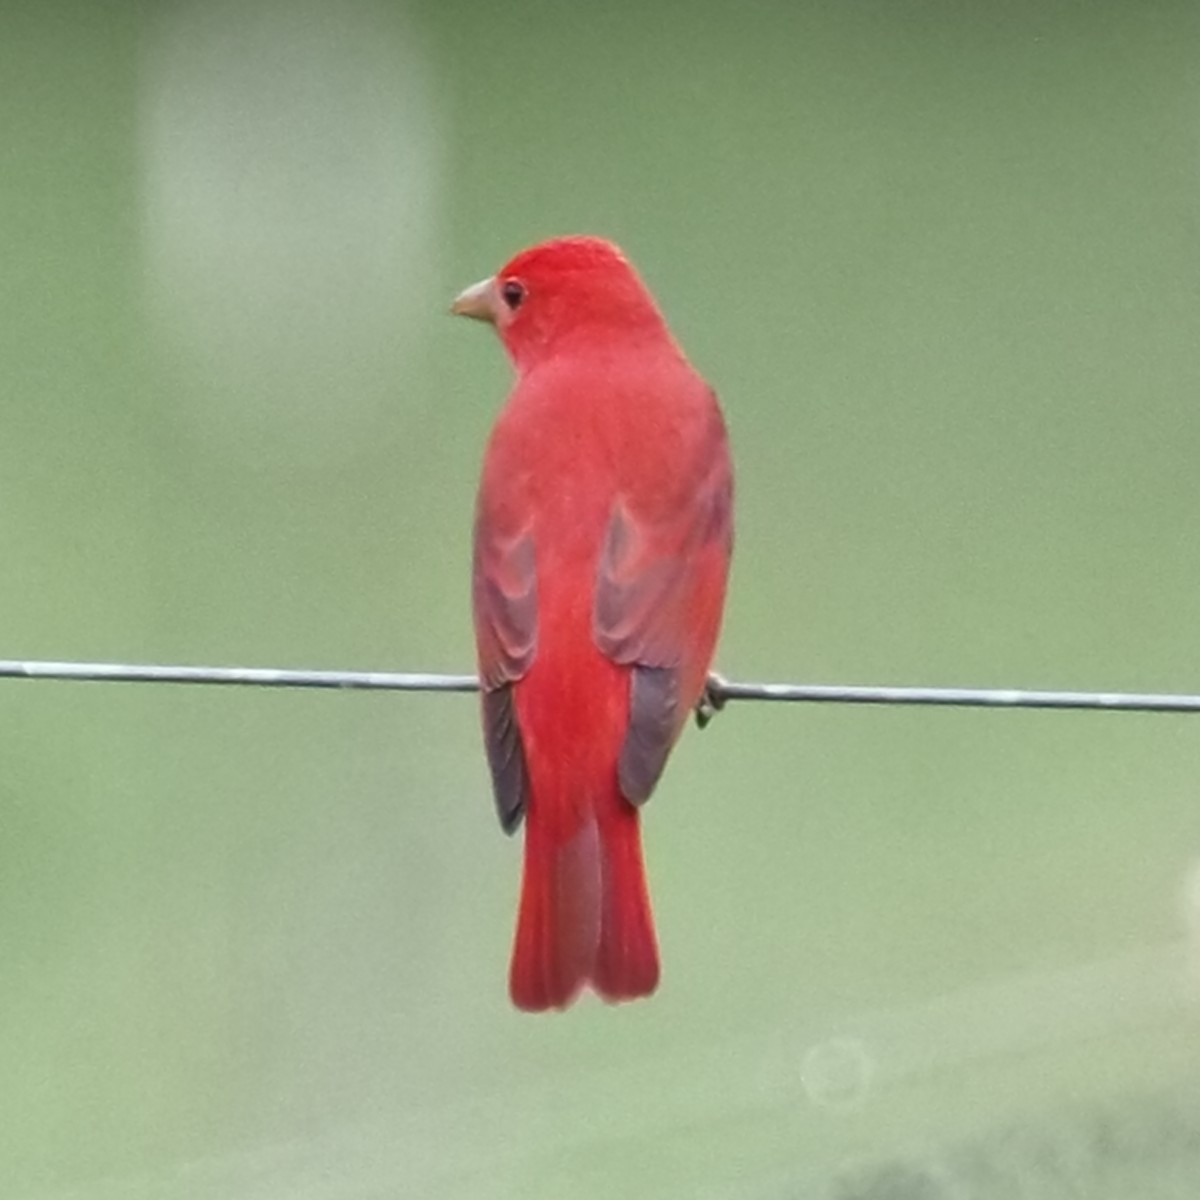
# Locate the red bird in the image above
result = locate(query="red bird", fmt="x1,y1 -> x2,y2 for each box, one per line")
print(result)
453,237 -> 733,1011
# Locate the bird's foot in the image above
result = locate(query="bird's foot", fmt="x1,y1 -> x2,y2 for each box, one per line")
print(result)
695,672 -> 728,730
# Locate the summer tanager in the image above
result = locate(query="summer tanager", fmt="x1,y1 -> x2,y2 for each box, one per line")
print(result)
453,236 -> 732,1011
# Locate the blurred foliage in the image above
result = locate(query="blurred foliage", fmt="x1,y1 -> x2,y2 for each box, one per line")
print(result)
2,0 -> 1200,1196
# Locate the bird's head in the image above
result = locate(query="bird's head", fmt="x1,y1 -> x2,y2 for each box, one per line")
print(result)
451,236 -> 671,369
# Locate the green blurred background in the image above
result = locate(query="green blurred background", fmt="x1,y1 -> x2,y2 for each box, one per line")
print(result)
4,1 -> 1200,1196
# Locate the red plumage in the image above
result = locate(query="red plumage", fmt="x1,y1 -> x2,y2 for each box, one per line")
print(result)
456,237 -> 732,1011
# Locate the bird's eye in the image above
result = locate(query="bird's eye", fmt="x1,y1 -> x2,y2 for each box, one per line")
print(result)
500,279 -> 526,311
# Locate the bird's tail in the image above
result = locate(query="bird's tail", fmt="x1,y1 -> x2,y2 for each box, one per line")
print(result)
509,794 -> 659,1012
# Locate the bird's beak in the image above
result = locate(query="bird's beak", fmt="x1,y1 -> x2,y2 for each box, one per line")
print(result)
451,276 -> 498,323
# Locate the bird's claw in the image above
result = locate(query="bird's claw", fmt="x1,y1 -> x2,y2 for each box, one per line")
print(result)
694,672 -> 728,730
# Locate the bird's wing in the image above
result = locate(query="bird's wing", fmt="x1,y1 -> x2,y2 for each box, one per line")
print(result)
594,398 -> 733,804
472,514 -> 537,833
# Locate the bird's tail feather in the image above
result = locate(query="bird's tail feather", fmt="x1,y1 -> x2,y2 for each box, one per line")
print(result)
509,796 -> 659,1012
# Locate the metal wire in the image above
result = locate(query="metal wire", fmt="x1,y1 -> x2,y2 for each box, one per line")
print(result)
0,658 -> 1197,713
0,660 -> 477,694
